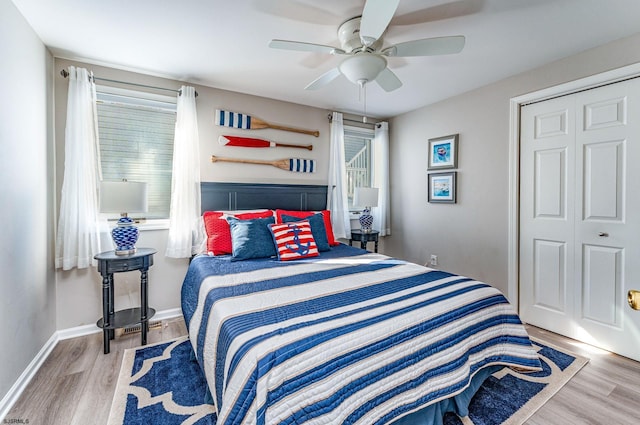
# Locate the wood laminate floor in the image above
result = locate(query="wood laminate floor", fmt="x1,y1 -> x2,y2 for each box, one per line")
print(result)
4,320 -> 640,424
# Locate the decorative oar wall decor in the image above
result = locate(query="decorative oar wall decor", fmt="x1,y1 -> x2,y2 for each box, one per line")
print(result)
215,109 -> 319,137
211,155 -> 316,173
219,135 -> 312,151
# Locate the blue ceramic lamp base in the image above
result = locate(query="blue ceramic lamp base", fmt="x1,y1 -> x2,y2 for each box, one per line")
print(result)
112,216 -> 139,255
359,207 -> 374,233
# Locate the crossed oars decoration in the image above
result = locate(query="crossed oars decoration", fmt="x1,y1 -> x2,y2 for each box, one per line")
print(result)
214,109 -> 318,172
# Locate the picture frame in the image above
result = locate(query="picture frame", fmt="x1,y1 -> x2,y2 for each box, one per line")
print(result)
428,134 -> 458,170
428,171 -> 457,203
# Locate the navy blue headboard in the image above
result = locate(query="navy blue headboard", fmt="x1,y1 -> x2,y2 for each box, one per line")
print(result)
200,182 -> 328,213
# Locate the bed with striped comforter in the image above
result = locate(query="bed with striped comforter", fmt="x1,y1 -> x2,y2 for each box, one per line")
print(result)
181,244 -> 541,425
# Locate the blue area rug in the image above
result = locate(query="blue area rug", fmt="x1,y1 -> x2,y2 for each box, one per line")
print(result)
108,336 -> 587,425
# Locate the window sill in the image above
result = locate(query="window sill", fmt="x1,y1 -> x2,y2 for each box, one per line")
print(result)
137,219 -> 170,231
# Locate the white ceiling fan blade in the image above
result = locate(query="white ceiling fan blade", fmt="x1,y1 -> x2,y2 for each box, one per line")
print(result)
360,0 -> 400,46
383,35 -> 465,57
305,67 -> 341,90
269,39 -> 345,55
375,68 -> 402,92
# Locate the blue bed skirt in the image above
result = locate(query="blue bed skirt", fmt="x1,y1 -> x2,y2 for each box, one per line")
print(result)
391,365 -> 501,425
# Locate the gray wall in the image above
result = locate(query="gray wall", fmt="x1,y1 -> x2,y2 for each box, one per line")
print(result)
0,0 -> 55,405
386,32 -> 640,295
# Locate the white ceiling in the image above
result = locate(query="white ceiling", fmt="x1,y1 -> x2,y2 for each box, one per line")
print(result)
12,0 -> 640,118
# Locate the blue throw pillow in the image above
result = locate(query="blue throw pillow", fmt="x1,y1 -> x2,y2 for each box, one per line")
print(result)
227,216 -> 276,260
281,213 -> 330,252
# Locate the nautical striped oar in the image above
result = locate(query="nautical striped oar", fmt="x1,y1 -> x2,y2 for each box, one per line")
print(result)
219,135 -> 313,151
211,155 -> 316,173
215,109 -> 320,137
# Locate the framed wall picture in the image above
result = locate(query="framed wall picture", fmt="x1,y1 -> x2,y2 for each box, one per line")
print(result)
428,172 -> 457,203
428,134 -> 458,170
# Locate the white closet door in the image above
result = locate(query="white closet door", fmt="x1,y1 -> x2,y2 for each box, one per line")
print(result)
520,96 -> 577,337
520,78 -> 640,362
573,79 -> 640,361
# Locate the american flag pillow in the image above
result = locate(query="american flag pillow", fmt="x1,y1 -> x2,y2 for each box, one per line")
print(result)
269,220 -> 319,261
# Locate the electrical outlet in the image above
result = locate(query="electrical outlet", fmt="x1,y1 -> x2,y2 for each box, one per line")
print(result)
430,255 -> 438,266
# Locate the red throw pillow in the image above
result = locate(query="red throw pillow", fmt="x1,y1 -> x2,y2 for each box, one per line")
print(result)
275,209 -> 339,246
203,210 -> 274,255
269,220 -> 319,261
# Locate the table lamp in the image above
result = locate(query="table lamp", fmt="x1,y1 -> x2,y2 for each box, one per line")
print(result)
100,180 -> 148,255
354,187 -> 379,233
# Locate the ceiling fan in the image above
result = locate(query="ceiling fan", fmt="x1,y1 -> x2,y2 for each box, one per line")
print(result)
268,0 -> 465,92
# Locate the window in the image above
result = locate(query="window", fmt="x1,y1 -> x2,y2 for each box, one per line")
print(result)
96,86 -> 176,220
344,126 -> 374,210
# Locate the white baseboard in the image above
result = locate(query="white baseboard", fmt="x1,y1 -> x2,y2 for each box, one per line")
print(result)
152,307 -> 182,322
57,307 -> 183,340
56,323 -> 102,340
0,332 -> 59,421
0,307 -> 184,418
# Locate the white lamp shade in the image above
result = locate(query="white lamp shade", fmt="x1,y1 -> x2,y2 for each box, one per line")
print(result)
354,187 -> 379,208
339,54 -> 387,85
100,181 -> 148,214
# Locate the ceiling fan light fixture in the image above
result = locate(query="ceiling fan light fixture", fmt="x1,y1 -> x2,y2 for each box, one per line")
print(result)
338,54 -> 386,85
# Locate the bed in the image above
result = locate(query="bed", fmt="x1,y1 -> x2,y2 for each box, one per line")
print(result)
181,183 -> 542,425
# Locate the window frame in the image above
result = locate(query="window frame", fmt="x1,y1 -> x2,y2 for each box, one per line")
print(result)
95,85 -> 177,229
343,125 -> 375,214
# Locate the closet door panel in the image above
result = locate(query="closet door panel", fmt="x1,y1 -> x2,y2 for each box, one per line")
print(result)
520,96 -> 576,336
574,79 -> 640,361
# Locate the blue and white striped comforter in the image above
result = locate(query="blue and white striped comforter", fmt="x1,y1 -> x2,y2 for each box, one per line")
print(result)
182,246 -> 541,425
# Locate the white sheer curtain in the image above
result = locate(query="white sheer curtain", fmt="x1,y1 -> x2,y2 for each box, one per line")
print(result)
55,66 -> 108,270
327,112 -> 351,240
373,121 -> 391,236
166,86 -> 203,258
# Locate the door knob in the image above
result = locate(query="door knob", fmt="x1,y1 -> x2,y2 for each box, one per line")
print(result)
629,290 -> 640,310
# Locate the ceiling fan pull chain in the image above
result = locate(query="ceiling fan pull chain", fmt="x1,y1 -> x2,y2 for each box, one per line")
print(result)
362,81 -> 368,123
